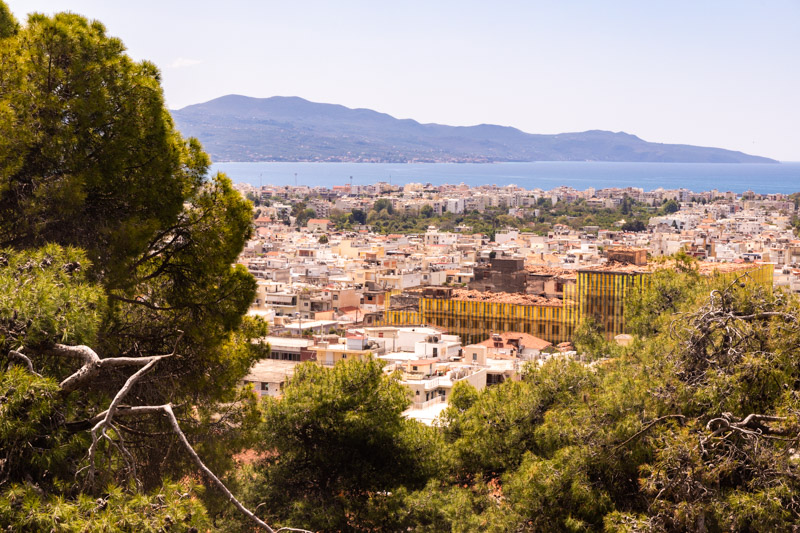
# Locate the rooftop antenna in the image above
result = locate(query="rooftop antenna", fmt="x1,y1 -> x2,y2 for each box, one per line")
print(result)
350,175 -> 353,192
294,172 -> 298,187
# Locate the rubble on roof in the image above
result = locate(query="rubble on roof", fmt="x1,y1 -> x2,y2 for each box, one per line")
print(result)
451,289 -> 562,306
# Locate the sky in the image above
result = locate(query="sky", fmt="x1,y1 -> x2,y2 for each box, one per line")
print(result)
6,1 -> 800,161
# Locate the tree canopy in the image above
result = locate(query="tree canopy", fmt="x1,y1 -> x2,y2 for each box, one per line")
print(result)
0,6 -> 267,531
232,358 -> 442,531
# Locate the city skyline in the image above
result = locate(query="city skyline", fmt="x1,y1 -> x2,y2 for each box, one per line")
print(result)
6,0 -> 800,161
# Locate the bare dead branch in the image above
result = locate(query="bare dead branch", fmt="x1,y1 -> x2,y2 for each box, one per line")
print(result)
77,333 -> 186,485
613,414 -> 686,451
160,404 -> 293,533
7,349 -> 41,377
51,330 -> 307,532
52,332 -> 184,393
106,404 -> 310,533
49,343 -> 100,365
83,356 -> 166,485
701,412 -> 791,446
108,294 -> 178,311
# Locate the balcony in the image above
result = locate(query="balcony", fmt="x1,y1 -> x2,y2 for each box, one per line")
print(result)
410,396 -> 446,410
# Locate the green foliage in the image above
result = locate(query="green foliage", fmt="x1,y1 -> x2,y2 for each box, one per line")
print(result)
0,1 -> 17,38
0,246 -> 104,349
0,247 -> 102,487
0,480 -> 210,532
443,359 -> 596,480
4,3 -> 800,530
245,191 -> 260,206
240,358 -> 443,531
295,207 -> 316,227
350,207 -> 367,225
0,4 -> 262,529
790,196 -> 800,236
363,272 -> 800,531
620,220 -> 646,232
572,317 -> 609,357
373,198 -> 394,214
99,171 -> 258,404
0,367 -> 86,487
502,447 -> 613,530
625,254 -> 701,338
620,195 -> 632,215
660,199 -> 680,214
0,11 -> 210,283
362,198 -> 653,237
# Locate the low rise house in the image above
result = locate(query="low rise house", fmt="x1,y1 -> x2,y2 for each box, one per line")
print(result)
258,336 -> 316,362
243,359 -> 298,398
398,359 -> 487,424
311,336 -> 382,366
307,218 -> 332,232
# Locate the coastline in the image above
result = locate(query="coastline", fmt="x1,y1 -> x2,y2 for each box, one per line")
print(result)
210,161 -> 800,194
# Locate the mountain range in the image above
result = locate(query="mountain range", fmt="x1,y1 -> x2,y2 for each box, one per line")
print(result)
170,95 -> 776,164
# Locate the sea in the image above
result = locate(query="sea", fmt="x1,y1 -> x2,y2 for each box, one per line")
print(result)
210,161 -> 800,195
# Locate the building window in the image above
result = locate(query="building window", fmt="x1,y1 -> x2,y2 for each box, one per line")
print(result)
261,383 -> 269,391
472,353 -> 477,361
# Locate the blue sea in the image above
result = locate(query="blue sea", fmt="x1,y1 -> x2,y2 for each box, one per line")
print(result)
210,161 -> 800,195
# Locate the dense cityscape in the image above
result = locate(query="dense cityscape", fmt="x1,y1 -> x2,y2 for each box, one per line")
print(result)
233,180 -> 799,422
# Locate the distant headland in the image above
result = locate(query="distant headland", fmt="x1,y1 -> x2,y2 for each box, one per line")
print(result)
171,95 -> 777,164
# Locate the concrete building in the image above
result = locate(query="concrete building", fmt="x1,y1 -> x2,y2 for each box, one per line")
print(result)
242,359 -> 298,398
307,218 -> 332,232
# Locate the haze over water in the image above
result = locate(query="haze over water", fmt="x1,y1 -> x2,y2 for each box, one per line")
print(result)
212,161 -> 800,195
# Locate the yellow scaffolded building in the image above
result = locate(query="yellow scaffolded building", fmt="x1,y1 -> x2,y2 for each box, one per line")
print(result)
379,262 -> 773,345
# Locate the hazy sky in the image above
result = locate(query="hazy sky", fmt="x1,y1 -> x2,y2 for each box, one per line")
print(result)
6,1 -> 800,161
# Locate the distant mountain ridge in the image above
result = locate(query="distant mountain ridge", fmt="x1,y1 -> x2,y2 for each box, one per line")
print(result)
170,95 -> 777,164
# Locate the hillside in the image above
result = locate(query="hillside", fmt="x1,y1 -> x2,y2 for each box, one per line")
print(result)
171,95 -> 776,163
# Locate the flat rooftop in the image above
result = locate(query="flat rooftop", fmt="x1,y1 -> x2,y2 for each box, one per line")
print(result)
403,402 -> 447,426
257,336 -> 316,349
244,359 -> 298,383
